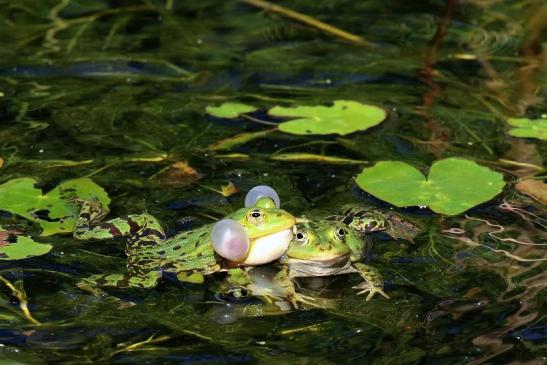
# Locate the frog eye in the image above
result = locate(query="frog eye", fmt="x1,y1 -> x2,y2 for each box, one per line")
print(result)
245,185 -> 280,208
334,227 -> 347,241
246,208 -> 266,225
211,219 -> 250,261
294,230 -> 308,245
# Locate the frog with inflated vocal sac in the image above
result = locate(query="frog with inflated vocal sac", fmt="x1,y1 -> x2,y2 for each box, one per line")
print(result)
73,186 -> 295,290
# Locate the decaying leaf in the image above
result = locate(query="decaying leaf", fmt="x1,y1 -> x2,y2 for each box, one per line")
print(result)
221,182 -> 239,197
150,161 -> 200,187
515,179 -> 547,205
0,227 -> 52,260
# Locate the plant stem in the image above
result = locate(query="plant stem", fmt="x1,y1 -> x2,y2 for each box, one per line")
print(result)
0,274 -> 40,325
240,0 -> 370,45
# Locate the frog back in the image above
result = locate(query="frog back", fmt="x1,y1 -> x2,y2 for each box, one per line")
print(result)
136,224 -> 219,273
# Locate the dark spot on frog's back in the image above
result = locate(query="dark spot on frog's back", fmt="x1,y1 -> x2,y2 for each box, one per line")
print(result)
107,224 -> 122,237
127,219 -> 141,234
172,245 -> 182,251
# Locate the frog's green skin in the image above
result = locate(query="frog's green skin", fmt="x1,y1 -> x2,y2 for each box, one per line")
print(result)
334,205 -> 421,242
73,197 -> 295,290
281,221 -> 389,301
227,221 -> 389,307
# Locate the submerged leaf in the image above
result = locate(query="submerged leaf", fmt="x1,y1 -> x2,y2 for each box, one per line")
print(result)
515,179 -> 547,205
0,178 -> 110,236
221,182 -> 239,197
270,100 -> 386,135
0,228 -> 52,260
207,129 -> 275,151
507,117 -> 547,140
150,161 -> 200,187
270,153 -> 367,164
356,158 -> 505,215
206,102 -> 258,119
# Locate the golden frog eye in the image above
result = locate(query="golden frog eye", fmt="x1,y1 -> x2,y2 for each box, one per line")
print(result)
334,227 -> 347,241
294,230 -> 308,245
246,208 -> 265,225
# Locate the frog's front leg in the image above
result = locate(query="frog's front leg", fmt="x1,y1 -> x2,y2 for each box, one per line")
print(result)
352,262 -> 390,301
73,200 -> 166,249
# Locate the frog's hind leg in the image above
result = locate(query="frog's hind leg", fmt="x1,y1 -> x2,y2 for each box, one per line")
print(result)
77,269 -> 162,293
352,263 -> 390,301
73,200 -> 166,247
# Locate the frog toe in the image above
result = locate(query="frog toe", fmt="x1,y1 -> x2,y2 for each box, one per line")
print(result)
353,282 -> 390,301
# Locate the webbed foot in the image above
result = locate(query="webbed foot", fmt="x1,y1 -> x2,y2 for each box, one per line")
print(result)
352,281 -> 390,301
352,262 -> 390,301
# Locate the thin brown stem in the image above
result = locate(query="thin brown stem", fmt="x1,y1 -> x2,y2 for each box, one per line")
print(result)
240,0 -> 370,45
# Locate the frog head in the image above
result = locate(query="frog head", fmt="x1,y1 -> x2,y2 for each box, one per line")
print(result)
287,221 -> 364,262
211,187 -> 295,265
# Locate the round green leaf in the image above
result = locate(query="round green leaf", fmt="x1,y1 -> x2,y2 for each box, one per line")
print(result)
270,100 -> 387,136
205,102 -> 257,119
0,228 -> 52,260
356,158 -> 505,215
0,178 -> 110,236
507,117 -> 547,140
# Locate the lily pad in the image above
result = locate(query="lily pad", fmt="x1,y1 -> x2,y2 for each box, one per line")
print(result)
355,158 -> 505,215
269,100 -> 386,135
0,178 -> 110,236
507,117 -> 547,140
0,228 -> 52,260
205,102 -> 257,119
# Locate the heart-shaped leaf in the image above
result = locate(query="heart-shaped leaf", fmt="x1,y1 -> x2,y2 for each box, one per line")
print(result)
355,158 -> 505,215
269,100 -> 386,135
0,178 -> 110,236
507,117 -> 547,140
0,228 -> 52,260
205,102 -> 257,119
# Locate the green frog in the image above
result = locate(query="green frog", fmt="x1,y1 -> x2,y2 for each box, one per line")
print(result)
334,205 -> 421,242
281,220 -> 390,301
227,220 -> 389,307
73,188 -> 296,290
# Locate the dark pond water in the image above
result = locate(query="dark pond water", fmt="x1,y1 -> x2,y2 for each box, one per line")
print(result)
0,1 -> 546,364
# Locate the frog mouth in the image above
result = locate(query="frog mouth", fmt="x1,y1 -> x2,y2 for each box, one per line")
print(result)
242,228 -> 293,266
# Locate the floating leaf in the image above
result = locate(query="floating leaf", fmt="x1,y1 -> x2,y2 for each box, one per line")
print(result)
269,100 -> 386,135
270,153 -> 367,165
507,118 -> 547,140
515,179 -> 547,205
207,129 -> 275,151
355,158 -> 505,215
205,102 -> 258,119
0,228 -> 52,260
0,178 -> 110,236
